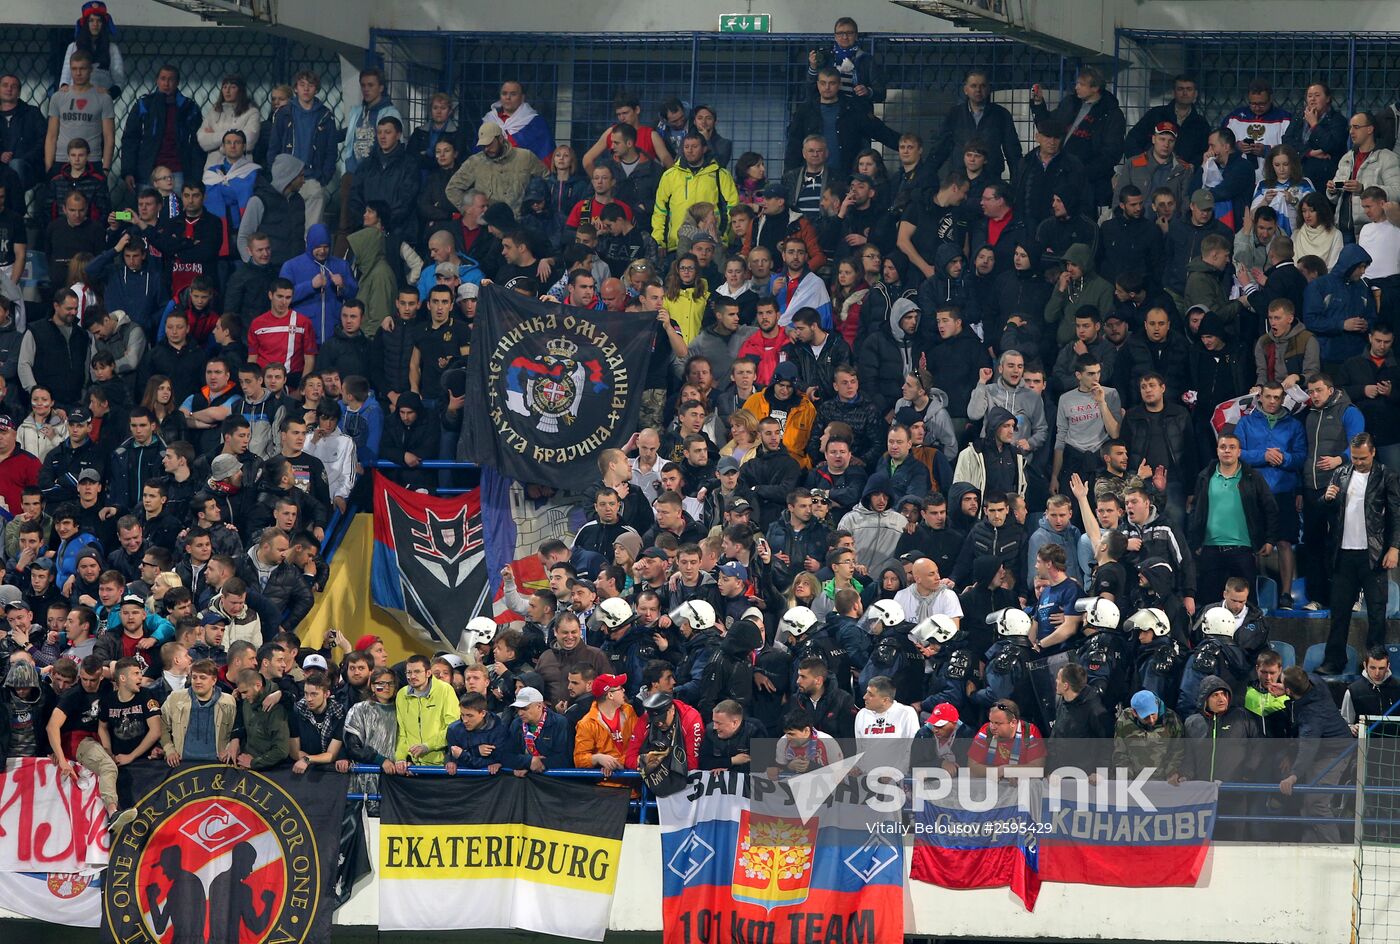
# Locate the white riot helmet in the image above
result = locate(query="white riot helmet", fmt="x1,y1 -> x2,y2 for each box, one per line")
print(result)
671,600 -> 717,632
464,616 -> 498,650
780,606 -> 819,639
1076,597 -> 1121,631
910,614 -> 959,647
865,599 -> 905,630
597,597 -> 635,630
990,607 -> 1032,637
1125,607 -> 1171,637
1199,606 -> 1238,638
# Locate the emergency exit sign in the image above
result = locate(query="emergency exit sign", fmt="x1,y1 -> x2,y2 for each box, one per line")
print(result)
719,13 -> 771,32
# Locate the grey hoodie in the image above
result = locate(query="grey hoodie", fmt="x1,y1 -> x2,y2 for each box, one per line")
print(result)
966,375 -> 1049,449
237,154 -> 305,261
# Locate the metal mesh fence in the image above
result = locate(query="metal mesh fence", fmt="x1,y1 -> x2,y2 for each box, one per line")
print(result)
1116,30 -> 1400,133
370,30 -> 1067,178
0,24 -> 344,184
1355,718 -> 1400,943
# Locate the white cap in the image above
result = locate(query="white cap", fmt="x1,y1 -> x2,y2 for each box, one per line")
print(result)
510,686 -> 544,708
301,654 -> 328,671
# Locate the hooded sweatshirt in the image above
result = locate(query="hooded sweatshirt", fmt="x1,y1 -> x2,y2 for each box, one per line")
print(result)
1182,674 -> 1257,783
855,296 -> 921,412
1045,242 -> 1115,346
837,472 -> 905,573
1303,243 -> 1376,363
346,226 -> 399,330
279,223 -> 358,343
238,154 -> 306,270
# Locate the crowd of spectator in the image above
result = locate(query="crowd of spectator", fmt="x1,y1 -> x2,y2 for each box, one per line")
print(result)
0,7 -> 1396,837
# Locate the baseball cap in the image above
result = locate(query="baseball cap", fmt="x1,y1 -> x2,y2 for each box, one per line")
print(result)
718,561 -> 749,580
210,454 -> 242,482
850,172 -> 875,186
302,654 -> 329,671
728,497 -> 753,513
691,232 -> 717,247
1190,188 -> 1215,210
761,182 -> 786,199
76,467 -> 102,483
67,408 -> 91,425
640,547 -> 669,561
893,406 -> 923,428
590,672 -> 628,700
354,634 -> 382,652
199,608 -> 228,625
510,686 -> 544,708
929,702 -> 960,729
1152,121 -> 1178,137
0,415 -> 17,432
457,282 -> 480,301
716,456 -> 741,475
3,598 -> 29,612
1103,310 -> 1129,324
119,594 -> 146,609
29,558 -> 54,572
477,122 -> 504,147
1131,690 -> 1159,718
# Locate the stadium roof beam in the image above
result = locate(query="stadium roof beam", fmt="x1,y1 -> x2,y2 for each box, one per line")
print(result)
145,0 -> 369,57
146,0 -> 276,26
890,0 -> 1117,60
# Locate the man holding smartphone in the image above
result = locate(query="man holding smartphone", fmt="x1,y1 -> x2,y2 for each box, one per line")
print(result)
1328,112 -> 1400,241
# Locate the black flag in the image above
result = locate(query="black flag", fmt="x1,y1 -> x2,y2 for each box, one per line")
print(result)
461,285 -> 654,489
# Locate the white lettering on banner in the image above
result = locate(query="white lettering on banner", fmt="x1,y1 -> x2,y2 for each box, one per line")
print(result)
0,758 -> 110,872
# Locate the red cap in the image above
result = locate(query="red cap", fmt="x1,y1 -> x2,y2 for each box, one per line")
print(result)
354,634 -> 382,652
591,673 -> 628,700
1153,121 -> 1178,137
929,702 -> 960,728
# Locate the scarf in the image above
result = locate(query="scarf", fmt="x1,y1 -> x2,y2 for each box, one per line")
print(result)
521,710 -> 549,756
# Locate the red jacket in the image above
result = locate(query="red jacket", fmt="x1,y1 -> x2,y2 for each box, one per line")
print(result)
734,331 -> 789,386
625,698 -> 703,770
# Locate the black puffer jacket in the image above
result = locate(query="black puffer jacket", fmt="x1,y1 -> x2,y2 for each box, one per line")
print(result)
348,143 -> 420,234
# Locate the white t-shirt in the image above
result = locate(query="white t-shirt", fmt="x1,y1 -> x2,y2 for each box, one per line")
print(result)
1343,470 -> 1370,550
893,585 -> 963,626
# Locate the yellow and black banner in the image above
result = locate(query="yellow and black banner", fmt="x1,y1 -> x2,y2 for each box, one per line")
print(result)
378,775 -> 630,939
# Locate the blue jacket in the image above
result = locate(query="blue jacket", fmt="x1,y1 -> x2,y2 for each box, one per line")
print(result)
415,254 -> 483,300
445,713 -> 510,769
55,532 -> 101,587
1235,406 -> 1307,493
498,707 -> 574,771
120,92 -> 202,184
202,157 -> 259,233
1304,243 -> 1375,363
266,99 -> 339,185
280,224 -> 358,343
85,248 -> 166,335
340,397 -> 384,467
1289,673 -> 1354,780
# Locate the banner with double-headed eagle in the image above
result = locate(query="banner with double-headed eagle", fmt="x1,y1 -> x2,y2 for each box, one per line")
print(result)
461,285 -> 654,489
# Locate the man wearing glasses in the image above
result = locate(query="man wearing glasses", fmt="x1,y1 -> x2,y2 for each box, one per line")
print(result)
967,698 -> 1046,776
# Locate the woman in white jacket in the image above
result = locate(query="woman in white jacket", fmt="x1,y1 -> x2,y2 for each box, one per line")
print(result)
196,75 -> 261,172
17,386 -> 67,462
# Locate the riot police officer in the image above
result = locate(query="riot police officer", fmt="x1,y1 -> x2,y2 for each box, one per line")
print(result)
1126,607 -> 1187,706
858,599 -> 925,705
1075,597 -> 1131,712
1176,605 -> 1251,718
911,614 -> 976,716
972,608 -> 1043,731
780,606 -> 850,690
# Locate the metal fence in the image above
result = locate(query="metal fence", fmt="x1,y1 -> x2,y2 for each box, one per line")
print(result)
1115,30 -> 1400,134
0,24 -> 344,179
368,30 -> 1069,178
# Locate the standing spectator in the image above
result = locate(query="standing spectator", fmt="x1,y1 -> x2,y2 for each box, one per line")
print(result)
1098,185 -> 1164,292
652,134 -> 738,256
265,70 -> 338,232
1195,129 -> 1256,232
248,279 -> 317,384
47,142 -> 111,224
1221,79 -> 1292,182
1121,373 -> 1197,533
446,124 -> 547,216
1235,382 -> 1307,608
1303,243 -> 1374,369
1029,66 -> 1126,211
1053,355 -> 1122,490
929,69 -> 1021,181
480,80 -> 555,162
59,3 -> 125,99
1112,689 -> 1185,781
347,117 -> 419,247
0,73 -> 44,194
1014,118 -> 1090,234
967,349 -> 1049,450
20,290 -> 89,408
1281,82 -> 1349,193
1339,324 -> 1400,470
338,68 -> 401,248
1357,188 -> 1400,328
45,50 -> 114,173
1188,433 -> 1277,606
1278,667 -> 1354,842
201,130 -> 259,236
407,92 -> 468,175
1124,75 -> 1210,167
280,224 -> 356,345
152,181 -> 225,300
196,75 -> 259,173
1301,373 -> 1365,610
787,69 -> 864,177
237,155 -> 306,270
1319,433 -> 1400,674
120,65 -> 201,194
1331,113 -> 1400,244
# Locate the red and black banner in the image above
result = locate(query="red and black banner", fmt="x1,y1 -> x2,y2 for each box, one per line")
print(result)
460,284 -> 654,489
371,474 -> 491,649
101,764 -> 346,944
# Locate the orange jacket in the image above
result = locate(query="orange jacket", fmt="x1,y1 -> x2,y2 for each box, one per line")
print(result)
574,702 -> 638,782
742,389 -> 816,469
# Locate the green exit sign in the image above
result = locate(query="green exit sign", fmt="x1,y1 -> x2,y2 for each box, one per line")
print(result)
718,13 -> 770,32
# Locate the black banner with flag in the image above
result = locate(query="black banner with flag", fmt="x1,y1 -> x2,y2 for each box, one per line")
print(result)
102,763 -> 348,944
461,285 -> 654,488
378,775 -> 630,939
